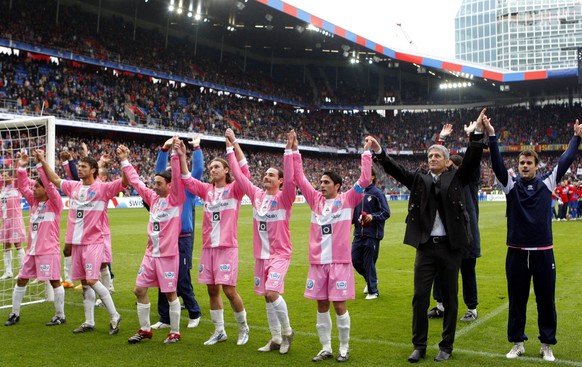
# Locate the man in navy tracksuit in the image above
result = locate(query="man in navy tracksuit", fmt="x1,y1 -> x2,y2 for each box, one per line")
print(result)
485,116 -> 582,362
151,136 -> 203,329
351,167 -> 390,300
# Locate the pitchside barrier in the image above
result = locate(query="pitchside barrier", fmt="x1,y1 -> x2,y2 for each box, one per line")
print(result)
17,194 -> 507,212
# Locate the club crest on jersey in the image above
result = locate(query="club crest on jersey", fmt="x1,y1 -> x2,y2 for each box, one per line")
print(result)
336,281 -> 348,290
219,264 -> 231,272
269,272 -> 281,280
212,212 -> 221,222
527,184 -> 534,191
335,200 -> 342,209
164,272 -> 175,279
254,277 -> 261,287
321,224 -> 332,235
198,264 -> 204,273
270,199 -> 277,209
306,279 -> 314,290
40,264 -> 50,272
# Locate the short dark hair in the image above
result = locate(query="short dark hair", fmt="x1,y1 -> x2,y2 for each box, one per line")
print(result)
36,178 -> 44,187
156,169 -> 172,183
519,150 -> 539,165
323,171 -> 342,190
449,155 -> 463,168
79,156 -> 99,179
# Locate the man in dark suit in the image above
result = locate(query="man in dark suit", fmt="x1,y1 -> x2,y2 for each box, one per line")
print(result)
368,111 -> 485,362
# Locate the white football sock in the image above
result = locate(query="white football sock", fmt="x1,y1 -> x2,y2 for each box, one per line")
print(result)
169,298 -> 181,334
12,285 -> 27,316
53,285 -> 65,318
92,281 -> 117,318
336,311 -> 351,351
137,302 -> 151,331
316,311 -> 332,352
16,248 -> 25,269
4,249 -> 13,276
234,309 -> 248,328
272,296 -> 292,335
63,256 -> 72,283
265,302 -> 282,343
82,285 -> 95,326
210,309 -> 225,332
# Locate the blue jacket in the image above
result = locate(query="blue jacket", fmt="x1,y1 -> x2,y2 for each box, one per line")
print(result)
155,147 -> 203,234
352,183 -> 390,240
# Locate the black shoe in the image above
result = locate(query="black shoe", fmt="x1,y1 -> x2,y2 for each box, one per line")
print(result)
434,349 -> 451,362
5,313 -> 20,326
427,307 -> 444,318
408,349 -> 426,363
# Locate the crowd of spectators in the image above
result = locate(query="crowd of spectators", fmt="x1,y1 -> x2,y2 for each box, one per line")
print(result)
2,128 -> 579,197
2,52 -> 582,152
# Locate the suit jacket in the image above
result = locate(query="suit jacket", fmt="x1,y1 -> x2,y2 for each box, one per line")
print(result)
374,134 -> 484,250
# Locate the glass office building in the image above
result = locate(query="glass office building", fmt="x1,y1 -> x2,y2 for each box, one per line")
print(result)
455,0 -> 582,71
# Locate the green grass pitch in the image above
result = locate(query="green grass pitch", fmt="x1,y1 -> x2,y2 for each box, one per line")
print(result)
2,201 -> 581,366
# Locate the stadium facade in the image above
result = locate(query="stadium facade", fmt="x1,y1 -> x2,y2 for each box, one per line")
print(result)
455,0 -> 582,71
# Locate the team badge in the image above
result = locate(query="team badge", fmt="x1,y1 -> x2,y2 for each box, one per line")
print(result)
40,265 -> 50,272
198,264 -> 204,273
164,272 -> 175,279
306,279 -> 314,290
269,272 -> 281,280
336,281 -> 348,290
219,264 -> 231,272
254,277 -> 260,287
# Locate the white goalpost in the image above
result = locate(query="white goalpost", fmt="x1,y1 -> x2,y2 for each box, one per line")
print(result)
0,116 -> 56,309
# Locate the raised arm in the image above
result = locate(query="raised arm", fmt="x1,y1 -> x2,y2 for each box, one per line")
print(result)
188,134 -> 204,180
34,150 -> 63,210
155,137 -> 173,174
15,153 -> 34,203
225,128 -> 251,179
483,113 -> 510,186
38,150 -> 63,188
168,137 -> 186,206
555,119 -> 582,181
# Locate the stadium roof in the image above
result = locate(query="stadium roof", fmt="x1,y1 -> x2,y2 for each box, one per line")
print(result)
69,0 -> 580,103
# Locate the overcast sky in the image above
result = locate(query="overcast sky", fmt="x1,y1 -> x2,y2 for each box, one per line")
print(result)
284,0 -> 464,60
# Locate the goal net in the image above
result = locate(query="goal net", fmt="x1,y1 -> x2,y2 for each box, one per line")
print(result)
0,116 -> 56,309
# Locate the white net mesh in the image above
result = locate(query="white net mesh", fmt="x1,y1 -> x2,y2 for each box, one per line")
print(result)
0,116 -> 55,309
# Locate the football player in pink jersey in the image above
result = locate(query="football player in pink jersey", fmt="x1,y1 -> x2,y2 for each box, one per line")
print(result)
293,131 -> 373,363
178,138 -> 250,346
116,140 -> 186,345
225,128 -> 296,354
39,151 -> 125,336
5,149 -> 66,327
0,170 -> 27,280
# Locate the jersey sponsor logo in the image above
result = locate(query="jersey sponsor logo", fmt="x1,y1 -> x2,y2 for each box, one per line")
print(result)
198,264 -> 204,273
336,281 -> 348,290
76,210 -> 84,219
32,223 -> 39,231
254,276 -> 261,287
269,272 -> 281,280
306,279 -> 314,290
219,263 -> 231,272
321,224 -> 332,235
259,221 -> 267,231
212,212 -> 220,222
40,264 -> 50,272
164,271 -> 175,279
153,222 -> 160,232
